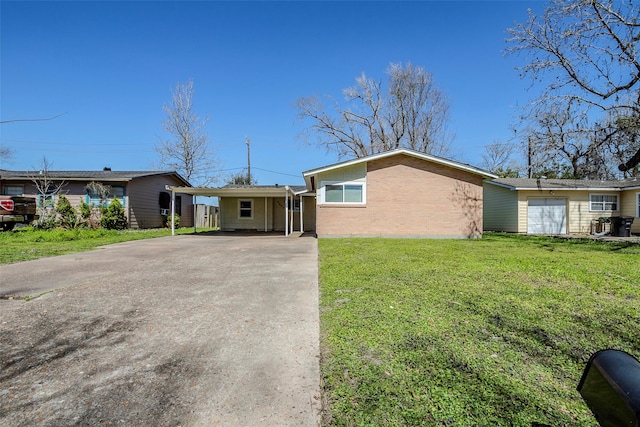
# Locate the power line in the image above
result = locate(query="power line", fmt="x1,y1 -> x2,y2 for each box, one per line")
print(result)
253,167 -> 300,178
0,112 -> 67,124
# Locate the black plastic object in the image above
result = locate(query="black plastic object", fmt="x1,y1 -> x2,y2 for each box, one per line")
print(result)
578,349 -> 640,426
610,216 -> 635,237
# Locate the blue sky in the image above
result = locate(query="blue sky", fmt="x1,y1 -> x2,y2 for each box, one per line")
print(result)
1,1 -> 544,186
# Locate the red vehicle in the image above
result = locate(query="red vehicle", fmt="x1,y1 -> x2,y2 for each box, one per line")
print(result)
0,195 -> 38,231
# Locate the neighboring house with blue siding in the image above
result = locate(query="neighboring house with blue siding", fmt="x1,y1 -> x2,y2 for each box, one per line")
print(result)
0,169 -> 192,229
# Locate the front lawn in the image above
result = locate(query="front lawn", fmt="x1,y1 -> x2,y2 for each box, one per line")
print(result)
319,234 -> 640,426
0,227 -> 212,264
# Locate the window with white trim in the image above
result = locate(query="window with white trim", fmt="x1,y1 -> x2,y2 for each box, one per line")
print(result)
321,181 -> 365,204
238,199 -> 253,219
589,194 -> 618,212
3,185 -> 24,196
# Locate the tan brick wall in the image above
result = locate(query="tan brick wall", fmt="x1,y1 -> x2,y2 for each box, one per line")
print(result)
316,154 -> 484,237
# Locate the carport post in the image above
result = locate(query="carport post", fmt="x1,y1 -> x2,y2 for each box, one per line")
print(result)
193,195 -> 197,234
299,195 -> 304,233
285,187 -> 289,236
171,189 -> 176,236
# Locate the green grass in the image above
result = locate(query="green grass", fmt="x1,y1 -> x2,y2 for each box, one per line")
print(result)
0,227 -> 213,264
319,233 -> 640,426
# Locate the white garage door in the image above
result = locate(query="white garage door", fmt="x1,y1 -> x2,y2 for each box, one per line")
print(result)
527,198 -> 567,235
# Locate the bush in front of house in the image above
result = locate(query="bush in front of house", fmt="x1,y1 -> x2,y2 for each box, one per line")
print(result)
56,195 -> 81,229
100,198 -> 127,230
164,214 -> 180,228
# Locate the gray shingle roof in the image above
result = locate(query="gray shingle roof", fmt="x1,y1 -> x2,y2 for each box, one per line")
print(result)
0,170 -> 190,185
491,178 -> 640,190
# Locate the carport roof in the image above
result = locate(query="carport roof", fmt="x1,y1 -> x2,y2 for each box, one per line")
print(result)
166,184 -> 309,197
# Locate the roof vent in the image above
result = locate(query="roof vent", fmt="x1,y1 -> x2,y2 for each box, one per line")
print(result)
103,167 -> 112,171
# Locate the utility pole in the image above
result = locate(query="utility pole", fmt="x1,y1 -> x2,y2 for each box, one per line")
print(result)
527,137 -> 532,178
245,136 -> 251,184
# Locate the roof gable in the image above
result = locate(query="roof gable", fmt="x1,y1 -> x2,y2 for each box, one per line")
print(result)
302,149 -> 497,188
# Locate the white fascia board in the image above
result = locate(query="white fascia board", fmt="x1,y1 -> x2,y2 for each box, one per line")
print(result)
484,180 -> 517,190
515,186 -> 621,192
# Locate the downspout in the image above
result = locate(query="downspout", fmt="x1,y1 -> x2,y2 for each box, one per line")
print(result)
264,197 -> 267,232
171,189 -> 176,236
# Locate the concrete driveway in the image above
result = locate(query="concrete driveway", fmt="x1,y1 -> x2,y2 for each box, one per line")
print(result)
0,233 -> 320,426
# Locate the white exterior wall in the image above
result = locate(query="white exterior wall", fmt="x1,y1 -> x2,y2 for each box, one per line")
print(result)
316,163 -> 367,184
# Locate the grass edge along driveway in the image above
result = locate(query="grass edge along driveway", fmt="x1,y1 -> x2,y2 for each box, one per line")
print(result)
318,234 -> 640,426
0,228 -> 209,265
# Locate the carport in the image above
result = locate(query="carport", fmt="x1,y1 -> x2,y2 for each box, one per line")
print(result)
165,185 -> 313,236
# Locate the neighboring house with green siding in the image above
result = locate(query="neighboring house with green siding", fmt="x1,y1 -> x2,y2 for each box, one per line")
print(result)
0,169 -> 192,228
484,178 -> 640,235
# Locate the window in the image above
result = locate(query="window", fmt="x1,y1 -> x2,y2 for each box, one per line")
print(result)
37,194 -> 55,209
87,185 -> 126,207
287,198 -> 301,211
322,182 -> 364,204
238,199 -> 253,218
3,185 -> 23,196
590,194 -> 618,212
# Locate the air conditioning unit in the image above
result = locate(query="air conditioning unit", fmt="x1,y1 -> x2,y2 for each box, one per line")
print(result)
160,209 -> 169,215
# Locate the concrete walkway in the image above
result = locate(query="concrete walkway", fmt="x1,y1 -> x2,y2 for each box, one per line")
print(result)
0,234 -> 321,426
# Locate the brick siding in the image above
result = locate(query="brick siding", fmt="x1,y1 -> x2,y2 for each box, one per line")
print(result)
316,154 -> 484,237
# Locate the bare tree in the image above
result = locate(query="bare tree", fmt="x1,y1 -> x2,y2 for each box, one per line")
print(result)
481,141 -> 519,177
609,113 -> 640,174
506,0 -> 640,174
227,171 -> 257,186
296,62 -> 453,159
156,80 -> 218,185
0,146 -> 13,166
29,157 -> 66,225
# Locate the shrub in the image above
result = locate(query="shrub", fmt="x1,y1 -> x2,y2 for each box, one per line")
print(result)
33,216 -> 58,230
79,200 -> 92,220
165,214 -> 180,228
100,198 -> 127,230
56,195 -> 80,229
80,200 -> 101,229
